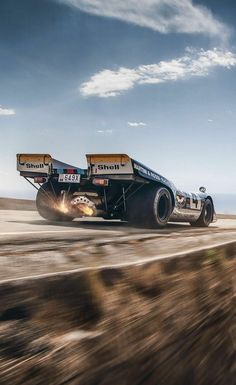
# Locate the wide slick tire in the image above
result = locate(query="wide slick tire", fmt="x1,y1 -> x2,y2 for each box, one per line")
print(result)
126,186 -> 173,228
190,198 -> 213,227
36,181 -> 74,222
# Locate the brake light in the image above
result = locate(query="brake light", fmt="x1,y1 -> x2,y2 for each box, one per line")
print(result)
92,178 -> 109,186
34,177 -> 46,183
66,169 -> 75,174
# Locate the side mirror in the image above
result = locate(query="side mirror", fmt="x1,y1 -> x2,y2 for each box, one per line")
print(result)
199,186 -> 206,193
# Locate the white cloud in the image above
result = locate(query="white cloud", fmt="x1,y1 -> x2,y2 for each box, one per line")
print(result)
80,48 -> 236,98
128,121 -> 147,127
81,68 -> 140,98
97,129 -> 113,134
0,106 -> 15,116
58,0 -> 229,39
208,119 -> 213,122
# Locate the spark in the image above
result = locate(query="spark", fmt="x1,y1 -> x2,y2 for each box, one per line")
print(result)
58,195 -> 69,214
78,204 -> 94,216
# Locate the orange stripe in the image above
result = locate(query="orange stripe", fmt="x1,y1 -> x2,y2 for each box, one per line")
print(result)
17,154 -> 52,164
86,154 -> 130,164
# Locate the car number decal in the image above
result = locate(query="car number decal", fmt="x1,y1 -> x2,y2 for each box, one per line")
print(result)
190,194 -> 202,210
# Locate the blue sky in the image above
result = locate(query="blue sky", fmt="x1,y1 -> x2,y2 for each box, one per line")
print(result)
0,0 -> 236,198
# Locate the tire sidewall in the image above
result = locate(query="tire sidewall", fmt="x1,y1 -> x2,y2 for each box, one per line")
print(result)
202,199 -> 213,226
153,187 -> 173,227
190,198 -> 213,227
36,181 -> 74,221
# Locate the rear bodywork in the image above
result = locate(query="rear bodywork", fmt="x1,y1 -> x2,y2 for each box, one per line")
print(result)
17,153 -> 216,224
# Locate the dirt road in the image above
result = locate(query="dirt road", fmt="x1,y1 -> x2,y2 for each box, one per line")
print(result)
1,210 -> 236,281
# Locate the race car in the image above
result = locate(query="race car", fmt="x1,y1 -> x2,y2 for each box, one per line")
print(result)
16,153 -> 216,228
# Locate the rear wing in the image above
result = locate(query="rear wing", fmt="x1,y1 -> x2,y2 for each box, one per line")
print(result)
17,154 -> 53,177
86,154 -> 133,176
17,153 -> 173,190
17,154 -> 85,178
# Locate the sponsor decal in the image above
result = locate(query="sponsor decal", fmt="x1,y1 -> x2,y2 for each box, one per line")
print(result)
91,161 -> 133,174
97,164 -> 122,171
133,162 -> 163,182
17,161 -> 50,174
25,163 -> 45,169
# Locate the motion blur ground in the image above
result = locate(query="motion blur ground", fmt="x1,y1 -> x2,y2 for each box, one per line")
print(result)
0,210 -> 236,280
0,209 -> 235,384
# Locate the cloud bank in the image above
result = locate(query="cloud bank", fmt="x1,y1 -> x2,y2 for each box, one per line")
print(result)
80,48 -> 236,98
58,0 -> 229,39
0,106 -> 15,116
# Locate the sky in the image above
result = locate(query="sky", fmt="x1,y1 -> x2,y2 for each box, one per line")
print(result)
0,0 -> 236,198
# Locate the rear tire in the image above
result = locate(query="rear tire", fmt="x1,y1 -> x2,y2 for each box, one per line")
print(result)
126,186 -> 173,228
36,181 -> 74,221
190,198 -> 213,227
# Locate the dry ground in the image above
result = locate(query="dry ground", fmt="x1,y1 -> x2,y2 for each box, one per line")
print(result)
0,205 -> 235,384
